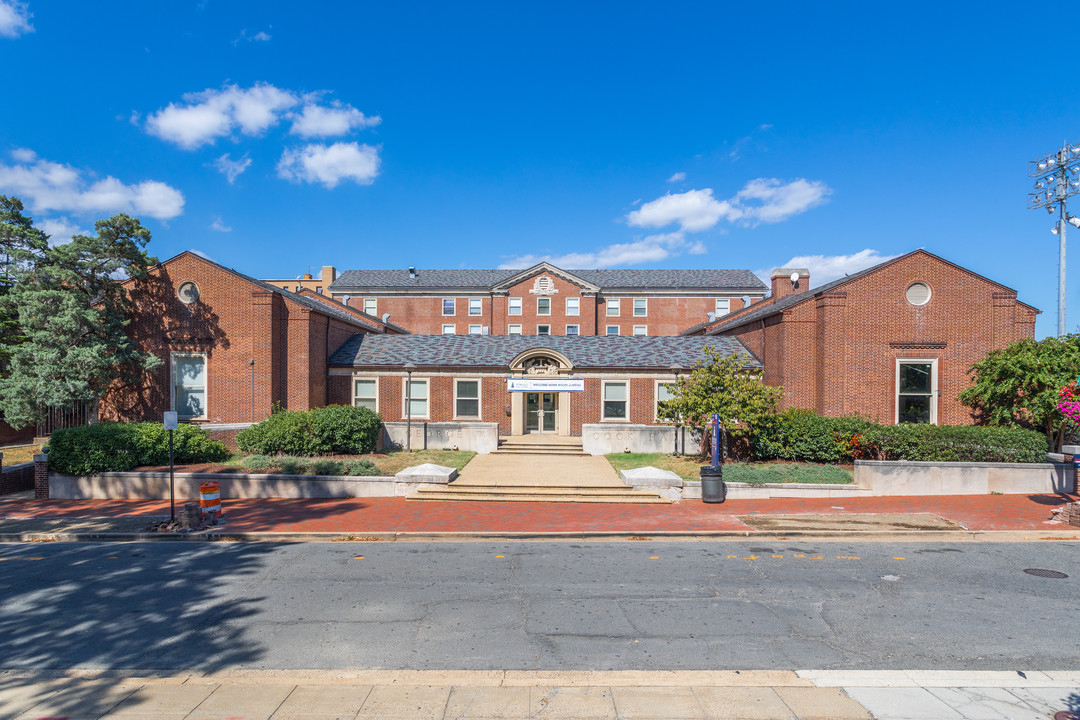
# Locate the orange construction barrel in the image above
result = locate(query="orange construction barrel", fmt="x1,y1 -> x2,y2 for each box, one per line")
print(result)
199,480 -> 221,517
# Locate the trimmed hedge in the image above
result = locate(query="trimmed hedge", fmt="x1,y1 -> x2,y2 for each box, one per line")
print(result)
236,405 -> 381,456
750,408 -> 1048,464
239,454 -> 381,476
49,422 -> 230,475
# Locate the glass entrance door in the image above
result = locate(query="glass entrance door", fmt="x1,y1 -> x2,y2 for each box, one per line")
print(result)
525,392 -> 557,433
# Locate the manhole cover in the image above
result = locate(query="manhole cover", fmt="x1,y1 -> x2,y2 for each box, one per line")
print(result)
1024,568 -> 1069,579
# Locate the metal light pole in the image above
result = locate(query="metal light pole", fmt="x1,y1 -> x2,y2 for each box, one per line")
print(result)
668,362 -> 682,456
1028,141 -> 1080,336
403,362 -> 416,452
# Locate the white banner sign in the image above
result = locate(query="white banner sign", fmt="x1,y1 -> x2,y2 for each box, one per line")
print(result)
508,378 -> 585,392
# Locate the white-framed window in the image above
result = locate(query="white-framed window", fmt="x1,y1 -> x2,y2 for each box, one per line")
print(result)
469,324 -> 483,335
508,324 -> 522,335
566,297 -> 580,316
403,377 -> 429,419
655,381 -> 675,421
565,324 -> 579,336
537,297 -> 551,315
606,298 -> 621,317
896,358 -> 937,424
715,298 -> 731,317
454,378 -> 480,419
316,286 -> 323,294
469,298 -> 483,316
633,298 -> 647,317
602,380 -> 628,420
353,378 -> 378,412
537,324 -> 551,335
442,298 -> 456,316
508,297 -> 522,315
606,325 -> 620,336
442,324 -> 456,334
364,298 -> 377,315
633,325 -> 647,336
171,352 -> 207,420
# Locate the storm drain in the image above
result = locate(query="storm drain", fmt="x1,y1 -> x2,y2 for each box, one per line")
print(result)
1023,568 -> 1069,579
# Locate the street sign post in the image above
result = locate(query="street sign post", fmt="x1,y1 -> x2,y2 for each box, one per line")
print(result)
163,412 -> 178,522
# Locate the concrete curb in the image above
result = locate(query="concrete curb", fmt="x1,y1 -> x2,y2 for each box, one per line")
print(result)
1,529 -> 1077,543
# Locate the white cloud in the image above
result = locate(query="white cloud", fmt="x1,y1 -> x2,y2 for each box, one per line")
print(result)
210,216 -> 232,232
499,231 -> 704,269
628,178 -> 832,233
0,150 -> 185,220
0,0 -> 32,38
252,30 -> 271,42
212,153 -> 251,183
290,102 -> 381,138
10,147 -> 35,163
757,249 -> 899,289
276,142 -> 380,188
39,217 -> 86,246
145,83 -> 300,149
666,172 -> 686,183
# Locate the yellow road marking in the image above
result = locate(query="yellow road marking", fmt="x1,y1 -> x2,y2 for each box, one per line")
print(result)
649,556 -> 659,559
772,554 -> 784,558
495,555 -> 505,558
894,556 -> 906,560
837,556 -> 860,560
354,556 -> 365,559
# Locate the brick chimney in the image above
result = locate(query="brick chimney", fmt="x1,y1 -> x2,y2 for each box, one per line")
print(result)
320,266 -> 337,283
770,268 -> 809,299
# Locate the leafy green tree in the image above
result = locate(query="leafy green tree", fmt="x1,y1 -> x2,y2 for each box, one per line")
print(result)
958,334 -> 1080,451
0,212 -> 161,429
658,346 -> 782,454
0,196 -> 49,364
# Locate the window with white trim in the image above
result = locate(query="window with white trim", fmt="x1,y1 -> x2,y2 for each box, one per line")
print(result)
897,359 -> 936,424
656,381 -> 677,421
602,381 -> 628,420
454,379 -> 480,419
566,297 -> 580,316
537,324 -> 550,335
565,324 -> 579,336
633,298 -> 647,317
606,298 -> 621,316
606,325 -> 620,336
537,297 -> 551,315
353,378 -> 378,411
633,325 -> 647,336
442,298 -> 456,315
469,298 -> 482,316
172,353 -> 207,420
442,324 -> 456,334
364,298 -> 377,315
715,298 -> 731,317
404,378 -> 429,418
508,324 -> 522,334
508,297 -> 522,315
469,324 -> 483,335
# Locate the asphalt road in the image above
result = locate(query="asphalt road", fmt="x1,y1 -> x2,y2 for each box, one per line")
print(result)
1,540 -> 1077,672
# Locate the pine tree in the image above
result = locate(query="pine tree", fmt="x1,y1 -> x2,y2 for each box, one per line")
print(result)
0,196 -> 49,365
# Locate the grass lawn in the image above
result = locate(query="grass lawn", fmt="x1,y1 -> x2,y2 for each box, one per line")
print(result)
217,449 -> 476,477
606,453 -> 853,484
1,443 -> 42,466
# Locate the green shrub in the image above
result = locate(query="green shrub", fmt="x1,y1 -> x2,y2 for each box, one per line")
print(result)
343,458 -> 380,476
865,424 -> 1048,463
721,462 -> 854,485
234,454 -> 382,476
750,409 -> 874,463
48,422 -> 229,475
236,405 -> 381,456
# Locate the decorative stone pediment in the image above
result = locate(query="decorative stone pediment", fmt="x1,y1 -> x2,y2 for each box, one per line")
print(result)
529,275 -> 559,295
509,347 -> 574,374
524,358 -> 560,376
490,262 -> 600,294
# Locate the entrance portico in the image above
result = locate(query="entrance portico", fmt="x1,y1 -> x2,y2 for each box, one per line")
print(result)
508,348 -> 577,436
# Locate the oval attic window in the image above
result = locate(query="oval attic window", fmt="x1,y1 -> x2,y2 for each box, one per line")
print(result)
906,282 -> 931,306
177,281 -> 200,304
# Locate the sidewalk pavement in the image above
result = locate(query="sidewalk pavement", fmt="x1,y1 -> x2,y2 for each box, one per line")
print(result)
1,669 -> 1077,719
0,493 -> 1078,540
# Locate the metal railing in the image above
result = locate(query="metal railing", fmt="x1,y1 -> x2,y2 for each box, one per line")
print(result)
35,400 -> 97,437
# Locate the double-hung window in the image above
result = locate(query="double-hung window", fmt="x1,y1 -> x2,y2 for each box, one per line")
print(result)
633,299 -> 647,317
897,360 -> 937,424
606,325 -> 620,336
173,353 -> 207,420
455,379 -> 480,419
566,298 -> 580,316
508,324 -> 522,334
565,324 -> 579,336
603,381 -> 628,420
469,324 -> 483,335
364,298 -> 377,315
715,298 -> 730,317
508,297 -> 522,315
537,297 -> 551,315
606,298 -> 621,317
633,325 -> 647,336
656,382 -> 674,420
442,324 -> 456,334
537,324 -> 551,335
405,378 -> 429,418
469,298 -> 482,316
442,298 -> 456,315
353,379 -> 377,411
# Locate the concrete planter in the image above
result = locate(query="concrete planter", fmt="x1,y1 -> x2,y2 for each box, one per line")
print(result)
583,424 -> 703,456
854,459 -> 1074,496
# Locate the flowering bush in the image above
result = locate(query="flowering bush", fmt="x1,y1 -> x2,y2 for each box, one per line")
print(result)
1058,382 -> 1080,423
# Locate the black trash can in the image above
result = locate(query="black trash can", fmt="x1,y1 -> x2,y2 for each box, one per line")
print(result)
700,465 -> 726,503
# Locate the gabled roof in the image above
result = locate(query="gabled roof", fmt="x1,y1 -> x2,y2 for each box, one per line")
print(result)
150,251 -> 377,331
707,249 -> 1039,335
489,262 -> 600,293
296,289 -> 410,334
330,266 -> 767,293
329,334 -> 760,370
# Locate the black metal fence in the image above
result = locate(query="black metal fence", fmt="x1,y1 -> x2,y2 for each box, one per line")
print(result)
35,400 -> 96,437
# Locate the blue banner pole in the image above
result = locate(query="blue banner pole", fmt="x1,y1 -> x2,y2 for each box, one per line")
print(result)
712,414 -> 720,468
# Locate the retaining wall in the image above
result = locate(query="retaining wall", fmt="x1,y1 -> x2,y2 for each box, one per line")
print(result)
378,422 -> 499,454
854,459 -> 1074,496
582,424 -> 703,456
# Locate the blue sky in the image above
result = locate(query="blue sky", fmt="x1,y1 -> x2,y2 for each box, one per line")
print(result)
1,1 -> 1078,337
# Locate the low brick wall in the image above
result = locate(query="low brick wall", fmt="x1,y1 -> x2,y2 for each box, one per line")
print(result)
854,459 -> 1074,495
583,424 -> 703,456
0,461 -> 33,495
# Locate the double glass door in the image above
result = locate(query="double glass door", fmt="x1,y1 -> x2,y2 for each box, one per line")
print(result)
525,392 -> 557,433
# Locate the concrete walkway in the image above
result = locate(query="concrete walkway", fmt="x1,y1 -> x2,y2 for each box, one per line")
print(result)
2,669 -> 1077,719
459,452 -> 625,487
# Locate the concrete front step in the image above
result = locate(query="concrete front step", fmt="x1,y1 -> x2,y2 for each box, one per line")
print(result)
494,448 -> 589,456
424,484 -> 640,495
408,482 -> 670,503
407,490 -> 669,503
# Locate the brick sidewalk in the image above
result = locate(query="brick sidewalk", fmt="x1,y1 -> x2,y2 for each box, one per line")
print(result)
1,493 -> 1077,534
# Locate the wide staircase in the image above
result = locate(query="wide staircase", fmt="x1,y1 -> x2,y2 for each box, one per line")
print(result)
407,435 -> 670,503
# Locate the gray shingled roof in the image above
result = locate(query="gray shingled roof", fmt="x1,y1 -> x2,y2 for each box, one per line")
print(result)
329,334 -> 759,369
331,268 -> 766,292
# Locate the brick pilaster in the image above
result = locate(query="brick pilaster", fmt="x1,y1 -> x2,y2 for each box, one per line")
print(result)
33,453 -> 48,500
